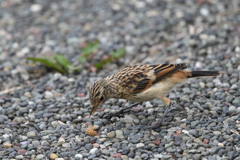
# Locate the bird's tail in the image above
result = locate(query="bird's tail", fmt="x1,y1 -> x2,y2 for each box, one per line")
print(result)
188,71 -> 221,78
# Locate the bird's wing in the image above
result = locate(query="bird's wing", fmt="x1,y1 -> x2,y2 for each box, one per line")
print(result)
113,63 -> 187,94
151,63 -> 187,85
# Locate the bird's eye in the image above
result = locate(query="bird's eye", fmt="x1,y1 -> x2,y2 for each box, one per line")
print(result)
100,96 -> 104,101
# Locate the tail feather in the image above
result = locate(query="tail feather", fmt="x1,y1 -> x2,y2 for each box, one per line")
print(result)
189,71 -> 221,78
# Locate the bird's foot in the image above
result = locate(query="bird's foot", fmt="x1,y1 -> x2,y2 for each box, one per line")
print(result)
103,103 -> 139,119
144,103 -> 171,130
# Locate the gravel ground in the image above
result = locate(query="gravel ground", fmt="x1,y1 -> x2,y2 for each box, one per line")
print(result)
0,0 -> 240,160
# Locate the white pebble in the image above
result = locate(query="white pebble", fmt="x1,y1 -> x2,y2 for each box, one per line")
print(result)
16,155 -> 24,159
145,101 -> 153,108
154,154 -> 163,158
68,78 -> 75,82
17,47 -> 30,57
115,130 -> 124,139
195,61 -> 205,69
89,148 -> 98,154
199,82 -> 205,88
30,4 -> 42,12
200,8 -> 209,16
44,91 -> 53,99
136,143 -> 145,148
75,154 -> 83,158
58,137 -> 65,144
62,143 -> 70,148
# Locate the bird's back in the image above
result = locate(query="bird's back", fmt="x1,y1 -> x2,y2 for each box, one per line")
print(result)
108,64 -> 187,100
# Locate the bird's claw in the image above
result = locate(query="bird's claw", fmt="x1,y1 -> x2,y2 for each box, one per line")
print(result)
103,110 -> 125,119
103,103 -> 139,119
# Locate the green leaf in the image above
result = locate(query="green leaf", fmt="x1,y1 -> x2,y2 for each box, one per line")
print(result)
27,57 -> 66,73
94,48 -> 125,69
55,54 -> 72,70
68,65 -> 82,73
94,57 -> 111,69
110,48 -> 125,58
79,41 -> 99,62
78,56 -> 86,64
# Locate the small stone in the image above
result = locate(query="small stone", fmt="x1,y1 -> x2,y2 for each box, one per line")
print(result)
4,142 -> 12,148
195,61 -> 205,68
107,131 -> 116,138
89,148 -> 98,154
18,149 -> 27,155
153,139 -> 161,145
28,114 -> 36,121
128,152 -> 135,158
180,95 -> 189,102
36,154 -> 45,159
30,4 -> 42,12
51,121 -> 58,128
92,143 -> 100,148
75,154 -> 83,159
154,154 -> 163,159
121,155 -> 129,159
112,153 -> 122,158
218,143 -> 224,147
99,138 -> 106,142
27,131 -> 37,137
85,143 -> 93,151
200,8 -> 209,16
191,121 -> 199,128
230,84 -> 238,90
62,143 -> 70,148
233,98 -> 240,105
16,155 -> 24,159
50,153 -> 58,160
102,149 -> 110,155
24,92 -> 32,98
194,138 -> 202,144
19,136 -> 28,141
180,123 -> 186,129
58,137 -> 65,144
222,83 -> 230,88
45,91 -> 53,99
136,143 -> 145,148
213,131 -> 221,136
188,149 -> 197,153
145,101 -> 153,108
116,130 -> 124,139
121,115 -> 134,124
228,106 -> 236,114
165,142 -> 173,148
183,88 -> 191,94
199,82 -> 205,88
141,153 -> 148,159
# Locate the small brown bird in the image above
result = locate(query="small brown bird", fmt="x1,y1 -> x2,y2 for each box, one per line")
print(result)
89,63 -> 221,128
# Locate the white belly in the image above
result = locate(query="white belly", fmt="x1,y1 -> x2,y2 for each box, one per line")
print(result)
128,79 -> 176,102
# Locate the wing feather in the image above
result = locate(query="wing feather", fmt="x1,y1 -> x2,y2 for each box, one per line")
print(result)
113,63 -> 187,94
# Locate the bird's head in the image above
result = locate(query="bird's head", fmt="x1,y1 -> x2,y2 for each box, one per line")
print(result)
89,79 -> 109,115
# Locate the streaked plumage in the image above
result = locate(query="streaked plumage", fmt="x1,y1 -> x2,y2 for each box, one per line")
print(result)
89,63 -> 221,115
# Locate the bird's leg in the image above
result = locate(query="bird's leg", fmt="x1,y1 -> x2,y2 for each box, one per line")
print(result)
145,97 -> 171,130
103,102 -> 139,119
148,102 -> 171,129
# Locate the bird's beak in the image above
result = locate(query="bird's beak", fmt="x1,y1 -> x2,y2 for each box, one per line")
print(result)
90,102 -> 102,115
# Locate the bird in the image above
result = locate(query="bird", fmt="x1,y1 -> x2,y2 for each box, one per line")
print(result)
89,63 -> 221,129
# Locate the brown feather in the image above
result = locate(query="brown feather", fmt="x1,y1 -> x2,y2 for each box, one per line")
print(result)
111,63 -> 187,95
152,63 -> 187,84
